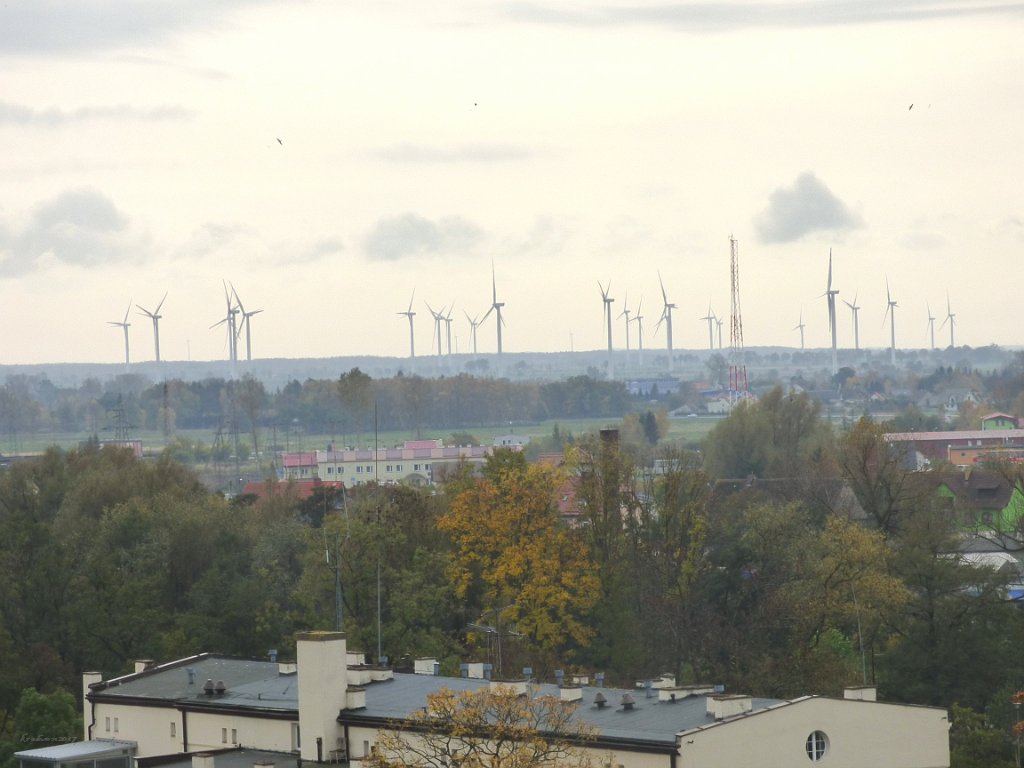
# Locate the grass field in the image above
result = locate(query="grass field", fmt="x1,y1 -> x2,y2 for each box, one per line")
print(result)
2,416 -> 721,459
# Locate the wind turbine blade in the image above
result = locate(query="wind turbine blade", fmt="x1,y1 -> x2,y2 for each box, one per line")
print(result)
827,250 -> 833,292
407,289 -> 415,313
154,292 -> 167,314
658,272 -> 668,304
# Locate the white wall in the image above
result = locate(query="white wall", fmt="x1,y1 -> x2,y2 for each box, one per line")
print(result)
679,697 -> 949,768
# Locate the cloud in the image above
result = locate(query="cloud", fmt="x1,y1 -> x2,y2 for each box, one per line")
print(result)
0,100 -> 192,126
375,143 -> 534,163
755,173 -> 863,243
0,1 -> 271,56
502,1 -> 1024,31
0,188 -> 143,276
364,213 -> 484,261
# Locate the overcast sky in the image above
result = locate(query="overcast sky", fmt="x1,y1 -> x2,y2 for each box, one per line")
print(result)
1,0 -> 1021,365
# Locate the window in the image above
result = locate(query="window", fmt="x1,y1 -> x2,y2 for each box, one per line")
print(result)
222,728 -> 228,744
357,466 -> 363,473
396,464 -> 402,471
386,465 -> 393,472
363,741 -> 370,758
105,717 -> 110,733
414,464 -> 421,471
170,722 -> 176,738
113,718 -> 118,734
327,467 -> 333,474
806,731 -> 828,761
231,728 -> 237,743
292,723 -> 301,751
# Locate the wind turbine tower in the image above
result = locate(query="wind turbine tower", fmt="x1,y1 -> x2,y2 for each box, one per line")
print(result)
108,302 -> 132,367
941,292 -> 956,348
232,284 -> 263,362
884,281 -> 898,366
700,305 -> 715,350
728,236 -> 747,399
716,314 -> 724,349
481,263 -> 505,354
926,302 -> 936,351
632,299 -> 645,365
599,281 -> 615,357
824,251 -> 839,375
136,293 -> 167,362
844,293 -> 861,351
618,294 -> 632,354
465,312 -> 482,355
794,310 -> 806,350
425,302 -> 444,357
443,306 -> 454,356
210,282 -> 239,372
398,292 -> 416,358
656,272 -> 676,370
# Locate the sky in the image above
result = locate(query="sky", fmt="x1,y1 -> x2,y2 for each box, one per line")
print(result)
0,0 -> 1021,366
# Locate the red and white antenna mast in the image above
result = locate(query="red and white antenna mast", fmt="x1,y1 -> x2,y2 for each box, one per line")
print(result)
728,235 -> 748,399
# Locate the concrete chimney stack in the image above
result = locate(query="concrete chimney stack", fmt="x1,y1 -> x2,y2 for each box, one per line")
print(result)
297,631 -> 348,763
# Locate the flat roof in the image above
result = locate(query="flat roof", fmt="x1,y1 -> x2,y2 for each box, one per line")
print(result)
15,740 -> 136,762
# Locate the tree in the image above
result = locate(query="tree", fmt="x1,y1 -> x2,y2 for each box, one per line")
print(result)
364,685 -> 595,768
440,462 -> 599,670
337,368 -> 375,439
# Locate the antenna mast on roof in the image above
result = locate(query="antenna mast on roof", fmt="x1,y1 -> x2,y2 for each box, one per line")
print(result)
728,235 -> 748,401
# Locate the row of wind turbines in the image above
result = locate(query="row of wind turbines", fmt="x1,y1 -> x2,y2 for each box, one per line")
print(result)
108,282 -> 263,366
398,265 -> 687,361
800,252 -> 957,373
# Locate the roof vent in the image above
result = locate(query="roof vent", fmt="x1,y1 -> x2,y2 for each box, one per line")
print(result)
203,679 -> 215,696
214,680 -> 226,695
593,692 -> 607,709
186,668 -> 196,685
621,693 -> 635,711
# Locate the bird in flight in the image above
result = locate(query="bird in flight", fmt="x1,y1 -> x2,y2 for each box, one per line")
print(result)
908,104 -> 913,110
276,137 -> 283,145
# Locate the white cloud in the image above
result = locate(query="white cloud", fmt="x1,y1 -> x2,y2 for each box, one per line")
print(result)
755,173 -> 863,244
0,189 -> 145,276
364,213 -> 484,261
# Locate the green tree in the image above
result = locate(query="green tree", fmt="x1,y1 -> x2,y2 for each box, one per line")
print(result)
441,462 -> 599,671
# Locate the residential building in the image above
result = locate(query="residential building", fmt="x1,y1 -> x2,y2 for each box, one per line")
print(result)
279,440 -> 494,486
73,631 -> 950,768
886,428 -> 1024,466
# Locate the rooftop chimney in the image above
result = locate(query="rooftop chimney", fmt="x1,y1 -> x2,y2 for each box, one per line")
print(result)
297,631 -> 348,764
844,685 -> 877,701
192,754 -> 215,768
560,686 -> 582,703
134,659 -> 154,674
708,694 -> 752,720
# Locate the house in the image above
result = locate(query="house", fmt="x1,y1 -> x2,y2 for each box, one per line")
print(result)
981,412 -> 1020,430
885,428 -> 1024,466
73,631 -> 950,768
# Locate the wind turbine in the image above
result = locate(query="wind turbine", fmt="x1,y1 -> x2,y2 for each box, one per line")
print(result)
481,263 -> 505,354
700,305 -> 715,350
108,302 -> 131,366
844,293 -> 861,351
940,292 -> 956,348
618,292 -> 632,353
823,251 -> 839,375
793,309 -> 806,350
884,280 -> 898,365
465,311 -> 482,355
443,305 -> 454,356
632,298 -> 645,363
231,284 -> 263,362
656,272 -> 676,367
136,293 -> 167,362
598,281 -> 615,355
398,292 -> 416,358
715,314 -> 724,349
210,281 -> 239,368
926,302 -> 936,351
425,302 -> 445,356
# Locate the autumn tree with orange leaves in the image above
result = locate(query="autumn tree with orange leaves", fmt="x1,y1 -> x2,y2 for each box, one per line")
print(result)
440,456 -> 599,672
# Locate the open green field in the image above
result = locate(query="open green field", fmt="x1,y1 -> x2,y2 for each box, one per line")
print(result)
2,416 -> 721,459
